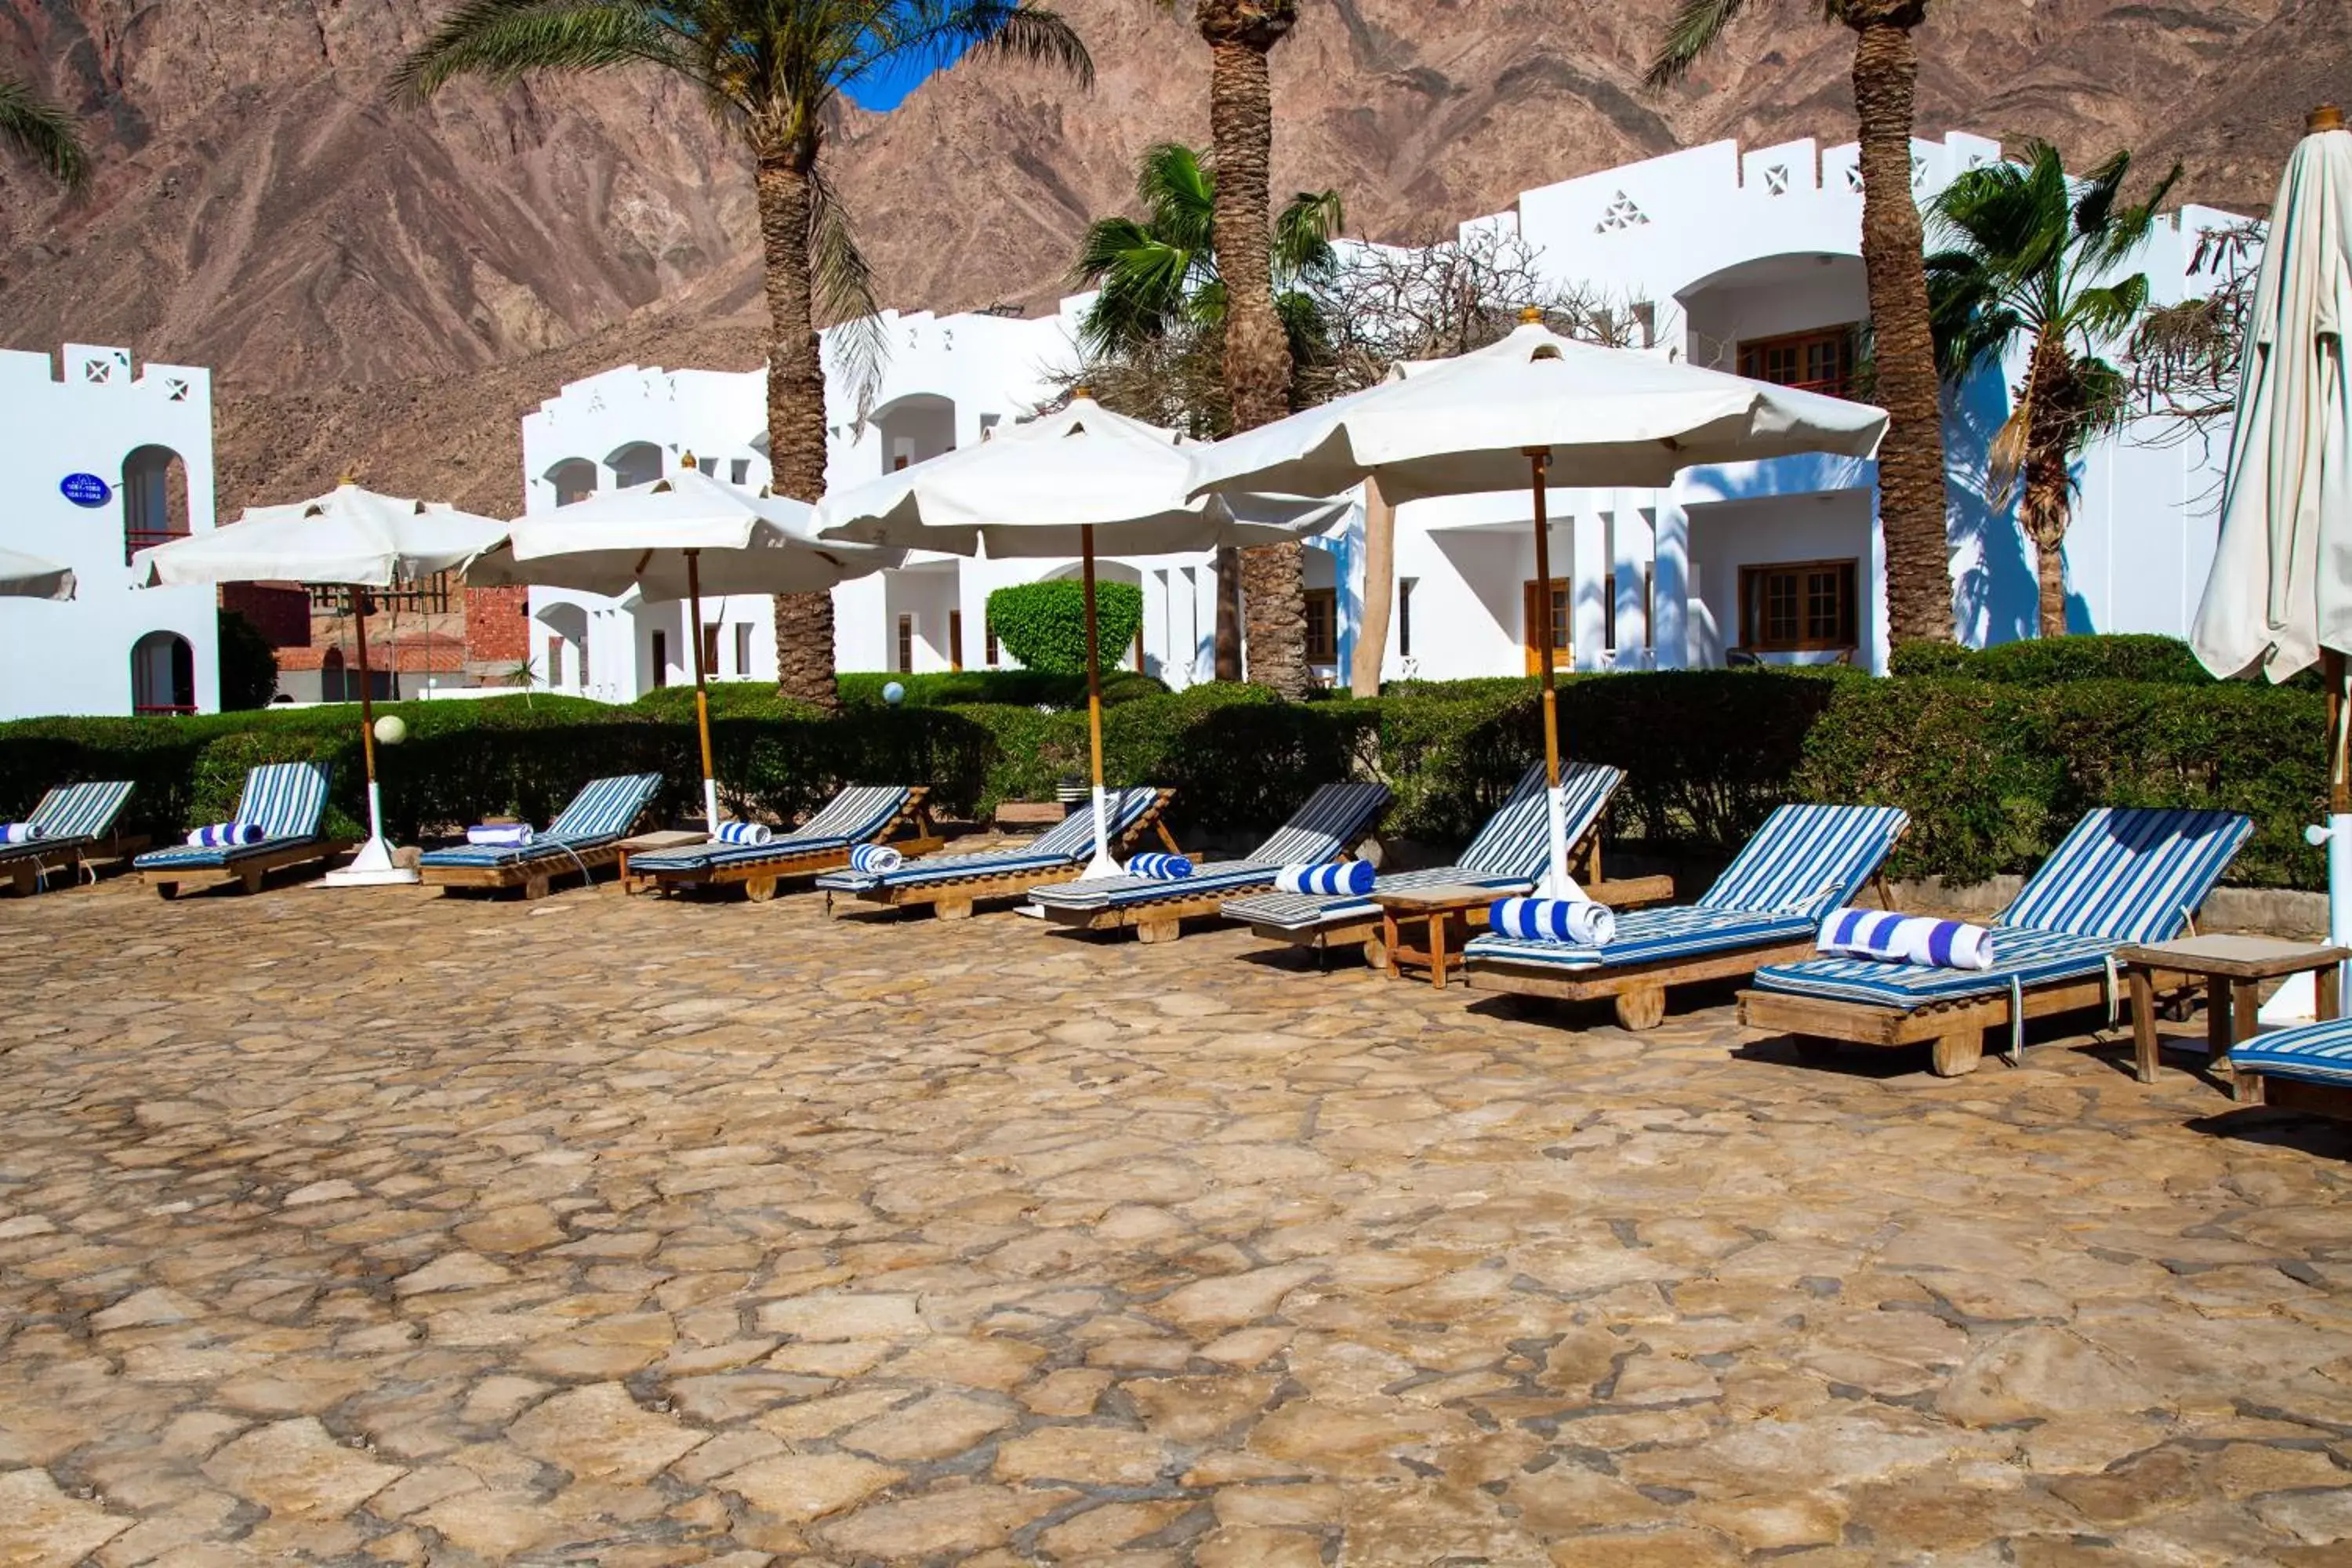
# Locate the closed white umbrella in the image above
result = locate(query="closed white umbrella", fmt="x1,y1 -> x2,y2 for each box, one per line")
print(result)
2191,105 -> 2352,1016
814,395 -> 1348,879
466,465 -> 902,834
1190,310 -> 1889,899
134,479 -> 506,887
0,547 -> 74,601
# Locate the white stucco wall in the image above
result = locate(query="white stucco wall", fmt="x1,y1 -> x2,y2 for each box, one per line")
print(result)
0,346 -> 220,720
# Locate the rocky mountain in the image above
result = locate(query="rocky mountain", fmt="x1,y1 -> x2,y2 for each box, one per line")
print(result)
2,0 -> 2341,515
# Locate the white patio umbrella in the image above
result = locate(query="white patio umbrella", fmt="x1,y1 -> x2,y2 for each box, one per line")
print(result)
815,394 -> 1347,879
466,465 -> 902,834
134,480 -> 506,887
1190,310 -> 1889,899
2190,104 -> 2352,1018
0,547 -> 74,601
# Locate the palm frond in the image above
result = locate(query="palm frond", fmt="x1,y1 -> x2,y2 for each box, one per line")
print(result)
853,1 -> 1093,93
1273,188 -> 1344,285
0,74 -> 89,188
1135,141 -> 1216,255
1986,400 -> 2031,510
389,0 -> 681,102
808,158 -> 888,424
1643,0 -> 1750,87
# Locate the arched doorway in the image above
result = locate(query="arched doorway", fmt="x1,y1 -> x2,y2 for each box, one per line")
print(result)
871,394 -> 956,476
131,631 -> 196,714
607,442 -> 663,490
321,647 -> 347,702
122,445 -> 190,565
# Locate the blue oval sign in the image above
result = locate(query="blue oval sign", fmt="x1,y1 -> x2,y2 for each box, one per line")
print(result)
60,473 -> 111,508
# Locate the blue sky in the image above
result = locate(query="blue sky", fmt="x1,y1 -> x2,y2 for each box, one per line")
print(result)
844,47 -> 961,111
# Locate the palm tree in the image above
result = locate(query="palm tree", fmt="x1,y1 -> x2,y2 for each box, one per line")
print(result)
1070,140 -> 1337,681
1140,0 -> 1310,694
1646,0 -> 1955,648
1926,141 -> 2177,638
1,75 -> 90,189
393,0 -> 1091,711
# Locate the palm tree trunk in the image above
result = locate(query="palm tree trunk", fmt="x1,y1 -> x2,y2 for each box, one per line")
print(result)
1213,546 -> 1243,681
1203,18 -> 1307,698
756,143 -> 840,713
1849,9 -> 1954,648
2018,336 -> 2076,638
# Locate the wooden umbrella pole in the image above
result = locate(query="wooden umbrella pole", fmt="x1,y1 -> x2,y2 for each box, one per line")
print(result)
1080,524 -> 1118,877
350,586 -> 379,789
1526,448 -> 1574,898
2329,649 -> 2350,816
687,548 -> 719,835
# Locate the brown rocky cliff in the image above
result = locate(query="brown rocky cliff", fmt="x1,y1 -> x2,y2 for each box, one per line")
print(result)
2,0 -> 2339,517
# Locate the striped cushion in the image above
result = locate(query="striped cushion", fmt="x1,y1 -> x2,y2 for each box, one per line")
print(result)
1029,858 -> 1291,909
1248,782 -> 1393,866
1697,804 -> 1911,916
2232,1018 -> 2352,1088
1997,807 -> 2253,943
812,787 -> 1167,893
0,780 -> 132,860
1222,863 -> 1534,931
420,773 -> 662,869
1751,928 -> 2122,1007
1461,762 -> 1621,878
136,763 -> 331,869
626,784 -> 912,873
1466,906 -> 1817,971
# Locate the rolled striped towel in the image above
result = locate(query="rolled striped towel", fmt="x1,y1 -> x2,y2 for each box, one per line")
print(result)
1490,895 -> 1617,946
1817,908 -> 1996,971
1276,861 -> 1374,898
716,821 -> 774,846
466,824 -> 535,847
0,822 -> 46,844
1125,851 -> 1193,880
186,822 -> 264,848
849,842 -> 902,874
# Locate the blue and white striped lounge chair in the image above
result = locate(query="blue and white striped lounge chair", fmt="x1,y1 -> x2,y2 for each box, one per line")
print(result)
816,786 -> 1176,920
1465,803 -> 1912,1030
1027,780 -> 1392,943
1740,807 -> 2253,1076
0,780 -> 140,895
2230,1015 -> 2352,1117
417,772 -> 662,898
622,784 -> 938,901
1221,762 -> 1656,961
136,761 -> 339,898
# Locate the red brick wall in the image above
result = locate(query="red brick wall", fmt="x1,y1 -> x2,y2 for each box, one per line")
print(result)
465,585 -> 531,665
218,583 -> 311,648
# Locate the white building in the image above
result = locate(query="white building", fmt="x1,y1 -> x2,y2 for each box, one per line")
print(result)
520,131 -> 2250,696
0,346 -> 220,720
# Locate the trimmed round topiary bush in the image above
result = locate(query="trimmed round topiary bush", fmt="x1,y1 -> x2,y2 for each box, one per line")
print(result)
985,580 -> 1144,675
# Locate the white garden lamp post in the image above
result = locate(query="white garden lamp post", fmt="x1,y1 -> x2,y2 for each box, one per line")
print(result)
1188,310 -> 1889,898
0,547 -> 74,600
2190,105 -> 2352,1021
813,394 -> 1346,880
134,480 -> 506,887
465,465 -> 900,835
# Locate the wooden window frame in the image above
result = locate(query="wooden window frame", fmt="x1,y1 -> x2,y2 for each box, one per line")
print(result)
985,612 -> 1000,667
949,610 -> 964,673
895,613 -> 915,673
700,622 -> 721,680
1739,557 -> 1859,653
1736,324 -> 1860,400
1522,578 -> 1572,676
650,629 -> 670,690
1303,587 -> 1339,665
1398,578 -> 1414,659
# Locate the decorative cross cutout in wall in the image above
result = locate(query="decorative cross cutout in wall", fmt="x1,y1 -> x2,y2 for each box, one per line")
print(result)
1595,191 -> 1650,234
164,379 -> 191,403
1911,154 -> 1929,189
1763,165 -> 1791,196
1844,165 -> 1865,194
82,358 -> 114,384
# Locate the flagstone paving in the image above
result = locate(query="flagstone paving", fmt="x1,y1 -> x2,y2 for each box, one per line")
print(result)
3,875 -> 2352,1566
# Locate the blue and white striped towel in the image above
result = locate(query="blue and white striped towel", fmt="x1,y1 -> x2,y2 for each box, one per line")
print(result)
1817,908 -> 1996,971
0,823 -> 46,844
849,842 -> 902,874
1491,895 -> 1617,947
1277,861 -> 1374,897
716,822 -> 774,846
466,824 -> 535,847
187,822 -> 265,848
1126,852 -> 1193,880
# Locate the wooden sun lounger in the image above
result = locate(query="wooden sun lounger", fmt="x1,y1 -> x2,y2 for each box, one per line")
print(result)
624,788 -> 940,902
3,830 -> 151,895
826,789 -> 1180,921
1246,833 -> 1677,967
423,840 -> 636,901
144,839 -> 354,900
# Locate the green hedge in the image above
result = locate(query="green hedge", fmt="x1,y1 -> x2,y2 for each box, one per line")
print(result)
985,580 -> 1145,675
1888,633 -> 2235,686
0,667 -> 2335,890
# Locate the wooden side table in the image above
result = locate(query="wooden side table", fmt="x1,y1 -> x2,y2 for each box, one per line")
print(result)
2114,935 -> 2348,1087
615,829 -> 710,885
1372,884 -> 1508,989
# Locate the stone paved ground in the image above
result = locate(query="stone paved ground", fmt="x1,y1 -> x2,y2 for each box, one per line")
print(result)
4,876 -> 2352,1567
